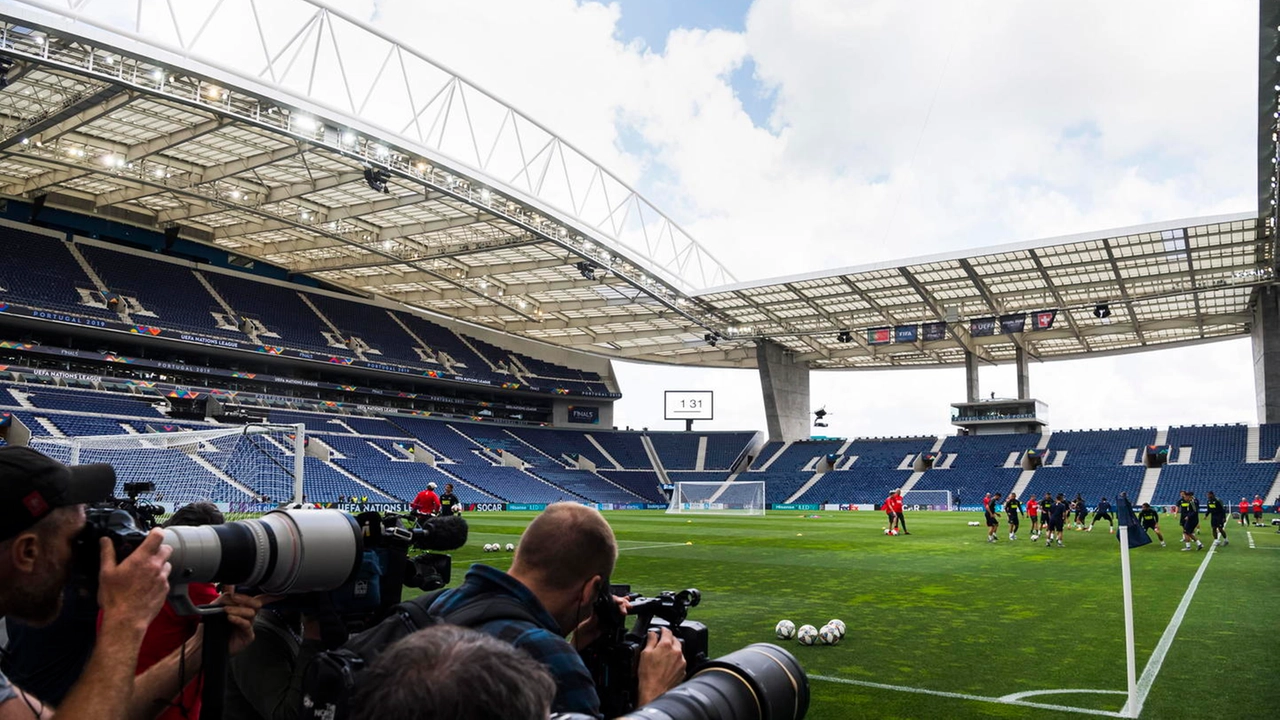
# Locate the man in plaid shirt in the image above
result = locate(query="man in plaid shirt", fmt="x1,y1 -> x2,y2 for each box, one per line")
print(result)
429,503 -> 686,718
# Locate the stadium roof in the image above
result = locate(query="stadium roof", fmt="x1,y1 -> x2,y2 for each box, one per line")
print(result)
0,2 -> 1274,370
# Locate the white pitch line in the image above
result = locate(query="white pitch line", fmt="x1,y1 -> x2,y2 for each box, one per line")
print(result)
1001,689 -> 1129,702
1121,544 -> 1215,718
1247,531 -> 1255,549
810,676 -> 1129,718
616,542 -> 689,552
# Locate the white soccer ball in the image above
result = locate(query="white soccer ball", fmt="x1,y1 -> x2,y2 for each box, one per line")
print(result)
505,543 -> 515,551
775,619 -> 796,640
826,619 -> 846,638
882,528 -> 890,535
818,624 -> 841,645
485,543 -> 496,552
796,624 -> 819,646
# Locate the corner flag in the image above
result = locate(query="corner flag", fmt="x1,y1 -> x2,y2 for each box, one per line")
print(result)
1116,495 -> 1151,549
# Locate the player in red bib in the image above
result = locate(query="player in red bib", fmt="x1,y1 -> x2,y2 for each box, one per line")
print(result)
1026,495 -> 1040,539
883,491 -> 899,533
892,489 -> 910,535
1238,497 -> 1250,526
1252,495 -> 1265,526
411,481 -> 442,517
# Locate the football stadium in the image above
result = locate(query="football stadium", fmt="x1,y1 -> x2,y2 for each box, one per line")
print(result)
0,1 -> 1276,719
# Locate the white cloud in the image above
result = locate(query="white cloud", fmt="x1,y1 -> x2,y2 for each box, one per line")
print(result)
344,0 -> 1260,437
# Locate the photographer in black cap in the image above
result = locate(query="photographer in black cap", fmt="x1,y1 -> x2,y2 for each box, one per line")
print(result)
0,446 -> 262,719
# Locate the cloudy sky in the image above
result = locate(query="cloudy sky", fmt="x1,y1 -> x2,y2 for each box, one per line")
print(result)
334,0 -> 1258,437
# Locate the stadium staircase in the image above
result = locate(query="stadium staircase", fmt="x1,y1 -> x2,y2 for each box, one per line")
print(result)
584,435 -> 622,469
1246,425 -> 1261,462
640,435 -> 671,486
65,243 -> 125,321
695,437 -> 707,471
785,473 -> 825,504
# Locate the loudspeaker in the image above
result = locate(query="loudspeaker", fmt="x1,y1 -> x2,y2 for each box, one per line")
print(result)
28,193 -> 47,223
163,225 -> 180,250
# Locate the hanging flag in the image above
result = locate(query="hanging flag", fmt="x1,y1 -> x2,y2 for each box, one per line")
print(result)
894,325 -> 918,343
921,322 -> 947,341
1116,495 -> 1151,549
867,327 -> 892,345
999,314 -> 1027,334
970,318 -> 997,337
1032,310 -> 1057,331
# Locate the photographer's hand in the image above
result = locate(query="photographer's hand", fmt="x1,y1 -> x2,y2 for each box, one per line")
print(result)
636,627 -> 686,707
41,531 -> 173,720
216,586 -> 276,655
571,595 -> 628,650
98,529 -> 172,631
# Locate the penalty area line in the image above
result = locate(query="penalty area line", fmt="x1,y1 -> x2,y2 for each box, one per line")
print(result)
809,675 -> 1129,718
1122,544 -> 1215,718
1247,531 -> 1255,549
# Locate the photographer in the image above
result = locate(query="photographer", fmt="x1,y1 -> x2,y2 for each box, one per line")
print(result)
118,502 -> 225,720
427,503 -> 685,719
223,606 -> 323,720
350,625 -> 555,720
0,447 -> 262,720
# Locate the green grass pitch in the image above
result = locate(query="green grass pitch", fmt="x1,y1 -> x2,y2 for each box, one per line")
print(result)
430,510 -> 1280,719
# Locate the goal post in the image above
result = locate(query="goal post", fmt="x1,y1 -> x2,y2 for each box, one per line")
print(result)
29,423 -> 306,508
666,480 -> 765,516
900,489 -> 954,511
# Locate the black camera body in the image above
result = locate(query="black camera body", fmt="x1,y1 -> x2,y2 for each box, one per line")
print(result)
73,506 -> 150,581
582,585 -> 709,718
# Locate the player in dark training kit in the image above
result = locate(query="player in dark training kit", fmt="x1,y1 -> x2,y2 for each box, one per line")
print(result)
1004,493 -> 1022,541
1137,503 -> 1166,547
1045,493 -> 1067,547
1088,496 -> 1114,534
1204,491 -> 1228,547
1178,490 -> 1204,551
1071,493 -> 1088,531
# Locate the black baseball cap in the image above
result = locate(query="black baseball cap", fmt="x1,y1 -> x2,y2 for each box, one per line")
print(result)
0,446 -> 115,541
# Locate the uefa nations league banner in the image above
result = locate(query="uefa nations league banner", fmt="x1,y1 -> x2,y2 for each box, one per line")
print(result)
568,405 -> 600,424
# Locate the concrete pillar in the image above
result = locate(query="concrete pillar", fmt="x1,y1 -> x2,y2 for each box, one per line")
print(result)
1254,286 -> 1280,424
757,339 -> 810,442
1015,345 -> 1030,400
964,351 -> 979,402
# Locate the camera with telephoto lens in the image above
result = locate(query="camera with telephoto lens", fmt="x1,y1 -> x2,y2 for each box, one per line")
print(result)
561,643 -> 809,720
582,585 -> 710,718
74,496 -> 365,616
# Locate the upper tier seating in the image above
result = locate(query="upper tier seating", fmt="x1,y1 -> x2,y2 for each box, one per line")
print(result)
589,432 -> 652,470
648,433 -> 701,470
704,432 -> 756,470
202,273 -> 338,353
78,246 -> 240,339
749,442 -> 785,469
505,426 -> 612,468
0,227 -> 112,320
303,295 -> 425,365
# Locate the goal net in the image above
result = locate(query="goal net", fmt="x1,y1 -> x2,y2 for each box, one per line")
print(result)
29,424 -> 304,509
900,489 -> 955,511
666,480 -> 765,516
